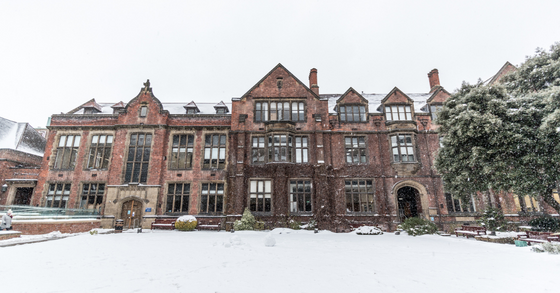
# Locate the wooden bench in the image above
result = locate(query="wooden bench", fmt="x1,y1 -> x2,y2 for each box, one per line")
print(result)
197,218 -> 221,231
455,225 -> 487,238
151,218 -> 176,230
517,231 -> 560,245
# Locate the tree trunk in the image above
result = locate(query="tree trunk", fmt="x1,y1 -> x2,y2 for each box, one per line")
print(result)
541,190 -> 560,214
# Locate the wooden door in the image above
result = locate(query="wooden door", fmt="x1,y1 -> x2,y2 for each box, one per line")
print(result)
121,200 -> 143,229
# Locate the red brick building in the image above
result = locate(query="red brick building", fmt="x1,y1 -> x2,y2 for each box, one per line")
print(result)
0,117 -> 46,207
27,64 -> 558,232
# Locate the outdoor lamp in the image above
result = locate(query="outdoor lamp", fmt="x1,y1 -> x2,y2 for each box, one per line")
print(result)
1,184 -> 7,193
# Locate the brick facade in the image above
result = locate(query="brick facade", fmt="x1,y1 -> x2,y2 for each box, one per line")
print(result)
24,65 -> 559,232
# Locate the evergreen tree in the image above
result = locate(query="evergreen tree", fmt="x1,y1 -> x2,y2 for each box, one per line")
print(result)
435,43 -> 560,213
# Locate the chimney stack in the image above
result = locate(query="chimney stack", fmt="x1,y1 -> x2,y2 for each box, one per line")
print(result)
309,68 -> 319,95
428,69 -> 440,92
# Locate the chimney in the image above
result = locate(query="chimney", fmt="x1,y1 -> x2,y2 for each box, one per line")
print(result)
428,69 -> 440,92
309,68 -> 319,95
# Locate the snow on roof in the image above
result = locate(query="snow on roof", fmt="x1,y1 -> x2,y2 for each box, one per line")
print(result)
0,117 -> 46,156
72,102 -> 233,115
323,92 -> 433,114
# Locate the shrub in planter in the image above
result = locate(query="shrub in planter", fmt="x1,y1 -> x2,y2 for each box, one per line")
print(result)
528,216 -> 560,232
233,208 -> 265,231
175,215 -> 197,231
399,217 -> 437,236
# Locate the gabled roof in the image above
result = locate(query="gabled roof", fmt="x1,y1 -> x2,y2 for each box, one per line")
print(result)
484,61 -> 517,85
426,87 -> 451,104
124,79 -> 166,114
380,87 -> 414,104
184,101 -> 200,113
66,99 -> 97,114
82,100 -> 102,112
334,87 -> 369,111
213,101 -> 229,113
111,101 -> 127,109
239,63 -> 321,100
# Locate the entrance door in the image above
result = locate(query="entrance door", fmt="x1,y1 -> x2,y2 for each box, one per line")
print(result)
397,186 -> 421,221
121,200 -> 143,229
14,187 -> 34,205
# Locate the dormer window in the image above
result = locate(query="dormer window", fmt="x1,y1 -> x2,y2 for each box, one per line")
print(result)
187,108 -> 197,114
429,105 -> 443,121
216,108 -> 226,114
140,106 -> 148,117
339,105 -> 366,122
385,105 -> 412,121
214,101 -> 229,114
184,101 -> 200,115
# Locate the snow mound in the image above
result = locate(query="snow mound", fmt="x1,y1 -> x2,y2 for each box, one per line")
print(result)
354,226 -> 383,235
224,235 -> 244,248
177,215 -> 197,222
264,233 -> 276,247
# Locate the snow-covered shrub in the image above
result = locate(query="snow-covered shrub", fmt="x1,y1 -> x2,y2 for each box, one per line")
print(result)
301,219 -> 317,230
355,226 -> 383,235
541,242 -> 560,254
528,216 -> 560,232
399,217 -> 437,236
477,207 -> 507,231
233,208 -> 265,230
288,219 -> 301,230
175,215 -> 197,231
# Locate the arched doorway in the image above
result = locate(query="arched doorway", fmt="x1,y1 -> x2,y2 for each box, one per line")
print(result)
121,199 -> 143,229
397,186 -> 422,221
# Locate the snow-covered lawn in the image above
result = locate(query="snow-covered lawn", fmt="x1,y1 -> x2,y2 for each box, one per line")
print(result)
2,229 -> 559,293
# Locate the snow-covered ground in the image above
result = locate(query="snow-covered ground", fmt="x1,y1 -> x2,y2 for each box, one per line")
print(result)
2,229 -> 559,293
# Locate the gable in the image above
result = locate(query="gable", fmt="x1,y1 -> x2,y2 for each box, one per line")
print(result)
337,88 -> 368,104
427,87 -> 451,104
381,87 -> 414,104
241,64 -> 320,100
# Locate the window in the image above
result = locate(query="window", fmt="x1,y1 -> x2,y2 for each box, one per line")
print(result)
345,137 -> 366,164
167,183 -> 190,213
216,108 -> 226,114
391,134 -> 415,162
170,134 -> 194,169
429,105 -> 443,121
203,134 -> 226,169
513,195 -> 540,213
345,180 -> 375,213
186,108 -> 197,114
290,180 -> 312,213
445,193 -> 475,213
252,134 -> 308,164
269,134 -> 292,162
200,183 -> 224,213
87,135 -> 113,169
255,102 -> 269,122
385,105 -> 412,121
53,135 -> 81,170
294,136 -> 309,163
254,100 -> 305,122
250,180 -> 272,212
80,183 -> 105,209
252,136 -> 266,164
45,183 -> 71,208
140,106 -> 148,117
339,105 -> 367,122
124,133 -> 152,183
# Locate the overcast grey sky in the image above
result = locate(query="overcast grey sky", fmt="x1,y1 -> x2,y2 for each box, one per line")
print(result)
1,0 -> 559,128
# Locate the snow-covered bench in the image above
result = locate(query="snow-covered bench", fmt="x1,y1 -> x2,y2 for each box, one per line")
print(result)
517,231 -> 559,245
151,218 -> 176,230
197,218 -> 221,231
455,225 -> 486,238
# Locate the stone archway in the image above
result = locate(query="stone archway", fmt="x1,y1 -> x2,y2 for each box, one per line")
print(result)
391,180 -> 429,222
